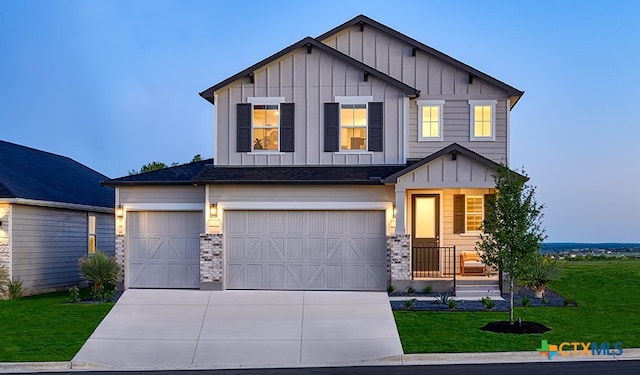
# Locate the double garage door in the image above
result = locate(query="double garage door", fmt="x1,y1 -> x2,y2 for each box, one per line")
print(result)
127,210 -> 387,291
226,210 -> 387,291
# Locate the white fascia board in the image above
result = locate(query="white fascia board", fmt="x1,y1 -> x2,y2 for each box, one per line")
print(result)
123,203 -> 204,211
2,198 -> 113,213
219,202 -> 391,211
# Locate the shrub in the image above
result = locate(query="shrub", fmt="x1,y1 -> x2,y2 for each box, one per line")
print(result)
480,296 -> 496,310
447,299 -> 458,310
521,294 -> 531,307
69,286 -> 81,303
437,293 -> 451,305
7,277 -> 23,299
519,255 -> 564,298
387,284 -> 396,294
404,298 -> 417,310
406,286 -> 415,295
78,251 -> 119,302
422,284 -> 433,294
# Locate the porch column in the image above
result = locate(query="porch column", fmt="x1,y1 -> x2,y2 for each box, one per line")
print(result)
394,188 -> 406,234
387,234 -> 411,282
200,233 -> 223,290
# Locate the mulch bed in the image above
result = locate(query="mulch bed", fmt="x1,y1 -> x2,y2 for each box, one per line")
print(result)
390,286 -> 575,312
481,320 -> 551,334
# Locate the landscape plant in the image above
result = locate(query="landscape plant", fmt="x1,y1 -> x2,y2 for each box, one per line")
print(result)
477,164 -> 546,323
78,250 -> 119,302
406,286 -> 415,295
520,255 -> 564,298
480,296 -> 496,310
387,284 -> 396,294
422,284 -> 433,294
7,277 -> 23,299
69,286 -> 81,303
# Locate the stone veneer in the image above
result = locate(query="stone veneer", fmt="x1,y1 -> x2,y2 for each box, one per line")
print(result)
115,234 -> 125,289
387,234 -> 411,282
0,204 -> 10,299
200,233 -> 223,290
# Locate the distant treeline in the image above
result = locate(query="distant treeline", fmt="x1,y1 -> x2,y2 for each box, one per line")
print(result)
541,243 -> 640,252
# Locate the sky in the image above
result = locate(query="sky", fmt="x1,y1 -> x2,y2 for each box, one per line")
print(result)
1,0 -> 639,243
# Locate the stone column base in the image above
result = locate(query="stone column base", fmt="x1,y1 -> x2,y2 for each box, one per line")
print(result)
387,234 -> 411,283
200,233 -> 224,290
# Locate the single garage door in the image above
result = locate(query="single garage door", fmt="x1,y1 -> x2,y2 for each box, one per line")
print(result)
226,210 -> 386,291
128,211 -> 201,288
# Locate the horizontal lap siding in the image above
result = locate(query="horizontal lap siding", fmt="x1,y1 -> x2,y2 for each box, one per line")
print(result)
118,186 -> 205,204
215,48 -> 405,166
96,212 -> 115,256
11,205 -> 88,291
209,184 -> 394,204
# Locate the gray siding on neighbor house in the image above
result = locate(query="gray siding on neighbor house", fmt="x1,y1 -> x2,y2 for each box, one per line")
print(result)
215,47 -> 406,166
321,25 -> 510,163
118,186 -> 205,204
11,204 -> 102,291
96,212 -> 115,254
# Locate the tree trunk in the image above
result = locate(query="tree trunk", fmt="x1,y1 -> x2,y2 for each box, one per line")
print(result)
509,277 -> 515,324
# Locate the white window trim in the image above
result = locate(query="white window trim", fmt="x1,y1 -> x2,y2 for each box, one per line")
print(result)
335,96 -> 372,152
247,97 -> 285,152
464,195 -> 484,234
417,100 -> 444,142
469,100 -> 496,141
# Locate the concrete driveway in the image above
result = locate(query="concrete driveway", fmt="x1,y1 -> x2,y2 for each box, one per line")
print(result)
72,289 -> 403,369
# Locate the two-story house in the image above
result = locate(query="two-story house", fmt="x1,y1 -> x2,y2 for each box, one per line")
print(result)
105,15 -> 523,294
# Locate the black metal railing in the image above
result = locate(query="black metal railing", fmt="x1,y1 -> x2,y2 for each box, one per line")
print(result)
411,246 -> 457,280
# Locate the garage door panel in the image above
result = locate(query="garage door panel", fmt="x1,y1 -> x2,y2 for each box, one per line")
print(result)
128,211 -> 201,289
226,210 -> 386,291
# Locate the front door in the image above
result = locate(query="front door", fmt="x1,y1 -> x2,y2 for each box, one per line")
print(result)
412,195 -> 440,273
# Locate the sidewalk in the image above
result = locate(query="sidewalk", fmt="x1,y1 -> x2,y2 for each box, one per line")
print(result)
2,349 -> 639,372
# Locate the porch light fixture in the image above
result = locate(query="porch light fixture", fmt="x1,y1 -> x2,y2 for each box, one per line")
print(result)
451,150 -> 458,161
116,204 -> 124,218
392,204 -> 397,219
210,203 -> 218,219
363,72 -> 369,81
0,220 -> 3,229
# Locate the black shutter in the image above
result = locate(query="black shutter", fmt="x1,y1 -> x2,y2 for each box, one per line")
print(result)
368,102 -> 383,151
454,194 -> 465,234
237,103 -> 251,152
280,103 -> 295,152
324,102 -> 339,152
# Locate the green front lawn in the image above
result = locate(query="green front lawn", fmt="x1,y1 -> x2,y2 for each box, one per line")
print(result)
395,259 -> 640,353
0,290 -> 114,362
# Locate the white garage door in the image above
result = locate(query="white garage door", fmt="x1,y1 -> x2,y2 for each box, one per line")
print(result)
128,211 -> 202,288
226,210 -> 387,291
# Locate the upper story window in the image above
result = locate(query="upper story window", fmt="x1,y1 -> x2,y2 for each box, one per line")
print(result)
252,104 -> 280,151
341,103 -> 367,150
237,97 -> 294,153
417,100 -> 444,141
469,100 -> 496,141
324,96 -> 383,153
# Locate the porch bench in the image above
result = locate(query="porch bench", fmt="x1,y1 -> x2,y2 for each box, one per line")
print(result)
460,252 -> 486,276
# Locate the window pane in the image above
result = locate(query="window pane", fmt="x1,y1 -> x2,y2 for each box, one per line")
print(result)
474,105 -> 492,137
466,196 -> 483,231
415,197 -> 436,238
253,128 -> 279,150
422,106 -> 439,138
340,103 -> 367,150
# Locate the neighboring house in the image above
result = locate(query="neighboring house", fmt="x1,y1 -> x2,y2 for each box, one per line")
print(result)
0,140 -> 115,295
105,15 -> 523,293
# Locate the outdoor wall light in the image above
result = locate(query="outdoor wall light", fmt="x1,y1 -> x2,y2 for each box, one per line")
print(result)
392,204 -> 397,219
0,220 -> 3,229
210,203 -> 218,219
116,204 -> 124,218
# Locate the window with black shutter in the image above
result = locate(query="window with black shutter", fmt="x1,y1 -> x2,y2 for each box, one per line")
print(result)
324,102 -> 339,152
237,103 -> 251,152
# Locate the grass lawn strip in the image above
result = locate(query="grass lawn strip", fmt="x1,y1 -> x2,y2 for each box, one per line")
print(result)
394,259 -> 640,353
0,290 -> 114,362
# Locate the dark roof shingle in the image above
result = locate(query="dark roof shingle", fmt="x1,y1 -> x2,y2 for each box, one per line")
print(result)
0,140 -> 114,208
103,159 -> 213,186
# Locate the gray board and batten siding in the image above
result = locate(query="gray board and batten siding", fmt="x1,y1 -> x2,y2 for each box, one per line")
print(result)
11,204 -> 114,292
321,25 -> 511,164
214,46 -> 408,167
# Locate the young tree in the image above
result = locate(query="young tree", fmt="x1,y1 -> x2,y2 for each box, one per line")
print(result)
477,164 -> 546,324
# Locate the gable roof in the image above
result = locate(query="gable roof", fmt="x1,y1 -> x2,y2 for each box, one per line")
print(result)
199,37 -> 420,104
317,15 -> 524,108
383,143 -> 502,183
0,140 -> 114,208
103,158 -> 213,186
